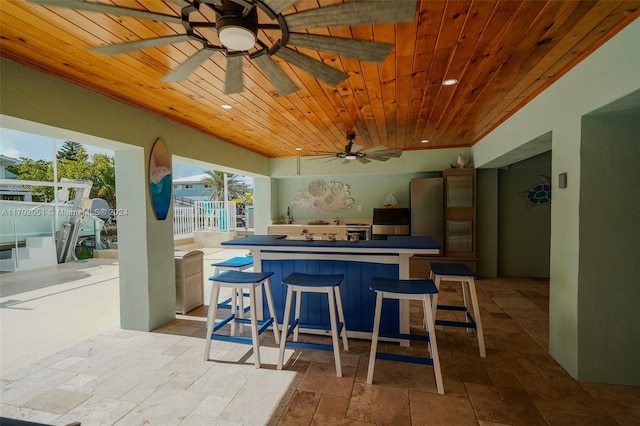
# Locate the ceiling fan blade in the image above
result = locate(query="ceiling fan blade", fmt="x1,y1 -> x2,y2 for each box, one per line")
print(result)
287,33 -> 393,63
366,154 -> 401,161
161,49 -> 215,82
274,47 -> 348,86
284,0 -> 417,30
366,149 -> 402,157
362,145 -> 402,155
225,55 -> 244,95
262,0 -> 303,14
253,54 -> 299,95
357,157 -> 372,164
308,155 -> 336,160
27,0 -> 181,24
350,143 -> 363,152
90,35 -> 191,55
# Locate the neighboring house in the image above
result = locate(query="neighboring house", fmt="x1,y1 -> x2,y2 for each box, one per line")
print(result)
0,155 -> 32,201
172,174 -> 212,205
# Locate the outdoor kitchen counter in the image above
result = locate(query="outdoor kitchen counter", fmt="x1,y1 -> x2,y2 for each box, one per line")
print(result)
221,235 -> 440,340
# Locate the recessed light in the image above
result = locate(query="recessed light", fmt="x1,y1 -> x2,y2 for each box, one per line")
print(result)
421,139 -> 429,143
221,104 -> 233,109
442,79 -> 458,86
295,147 -> 302,151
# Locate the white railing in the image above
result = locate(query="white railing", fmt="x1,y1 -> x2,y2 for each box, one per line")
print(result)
173,207 -> 195,237
173,201 -> 237,238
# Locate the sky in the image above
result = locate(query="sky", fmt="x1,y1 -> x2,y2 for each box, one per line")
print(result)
0,128 -> 209,179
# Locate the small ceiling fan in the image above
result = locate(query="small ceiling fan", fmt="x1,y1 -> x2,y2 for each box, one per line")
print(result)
315,131 -> 402,164
26,0 -> 418,96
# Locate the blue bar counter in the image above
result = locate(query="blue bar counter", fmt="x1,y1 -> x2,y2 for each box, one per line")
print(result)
221,235 -> 440,339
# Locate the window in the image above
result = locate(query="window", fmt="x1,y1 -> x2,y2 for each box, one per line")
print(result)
203,184 -> 212,189
173,184 -> 181,190
185,184 -> 194,189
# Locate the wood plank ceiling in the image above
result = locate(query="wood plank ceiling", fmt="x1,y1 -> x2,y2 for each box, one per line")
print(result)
1,0 -> 638,158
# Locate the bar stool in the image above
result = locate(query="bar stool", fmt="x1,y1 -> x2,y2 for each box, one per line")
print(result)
367,276 -> 444,394
211,256 -> 253,274
211,256 -> 254,331
204,270 -> 280,368
277,272 -> 349,377
429,262 -> 485,357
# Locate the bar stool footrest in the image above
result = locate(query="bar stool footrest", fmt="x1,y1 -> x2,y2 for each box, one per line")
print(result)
217,293 -> 252,312
217,297 -> 233,309
437,304 -> 467,312
284,341 -> 336,352
211,317 -> 274,336
435,318 -> 477,329
378,332 -> 431,342
212,335 -> 255,345
375,352 -> 434,366
284,321 -> 345,339
213,314 -> 235,332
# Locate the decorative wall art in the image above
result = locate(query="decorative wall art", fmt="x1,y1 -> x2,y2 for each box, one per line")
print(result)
291,179 -> 354,213
149,138 -> 172,220
521,175 -> 551,208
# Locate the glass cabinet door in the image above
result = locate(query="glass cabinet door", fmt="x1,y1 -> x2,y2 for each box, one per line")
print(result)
446,175 -> 474,208
446,220 -> 473,252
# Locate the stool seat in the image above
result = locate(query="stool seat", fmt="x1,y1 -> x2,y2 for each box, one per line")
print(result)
367,276 -> 444,394
282,272 -> 344,287
211,256 -> 253,269
370,276 -> 438,295
204,270 -> 280,368
429,262 -> 476,277
211,258 -> 255,323
429,262 -> 485,358
278,272 -> 349,377
210,270 -> 272,284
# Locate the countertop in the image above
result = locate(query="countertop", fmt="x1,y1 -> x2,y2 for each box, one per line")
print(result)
222,234 -> 440,254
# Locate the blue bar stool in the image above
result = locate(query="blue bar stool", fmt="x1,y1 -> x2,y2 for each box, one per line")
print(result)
204,270 -> 280,368
211,256 -> 254,274
211,256 -> 254,333
429,262 -> 486,357
366,276 -> 444,394
277,272 -> 349,377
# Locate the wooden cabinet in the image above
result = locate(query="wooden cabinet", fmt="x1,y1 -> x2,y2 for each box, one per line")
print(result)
444,168 -> 476,259
174,250 -> 204,314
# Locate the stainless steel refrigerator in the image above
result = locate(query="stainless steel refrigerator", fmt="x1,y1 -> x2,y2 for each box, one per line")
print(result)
410,177 -> 444,246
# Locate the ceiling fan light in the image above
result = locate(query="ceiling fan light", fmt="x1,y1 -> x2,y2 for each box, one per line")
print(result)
218,26 -> 256,51
345,154 -> 357,160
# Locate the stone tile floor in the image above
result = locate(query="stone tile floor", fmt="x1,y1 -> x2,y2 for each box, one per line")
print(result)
1,251 -> 639,425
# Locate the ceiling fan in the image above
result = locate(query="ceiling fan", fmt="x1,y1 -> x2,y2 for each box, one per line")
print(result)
27,0 -> 418,96
315,131 -> 402,164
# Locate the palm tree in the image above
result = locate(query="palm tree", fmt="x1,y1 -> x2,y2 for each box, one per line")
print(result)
201,170 -> 246,201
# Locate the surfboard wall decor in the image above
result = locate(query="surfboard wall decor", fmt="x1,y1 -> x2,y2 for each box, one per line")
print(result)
149,138 -> 172,221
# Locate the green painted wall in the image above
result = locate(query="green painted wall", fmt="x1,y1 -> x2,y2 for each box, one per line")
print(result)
498,152 -> 551,277
579,106 -> 640,385
473,19 -> 639,380
273,171 -> 442,222
115,148 -> 176,330
477,169 -> 498,278
270,148 -> 469,178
